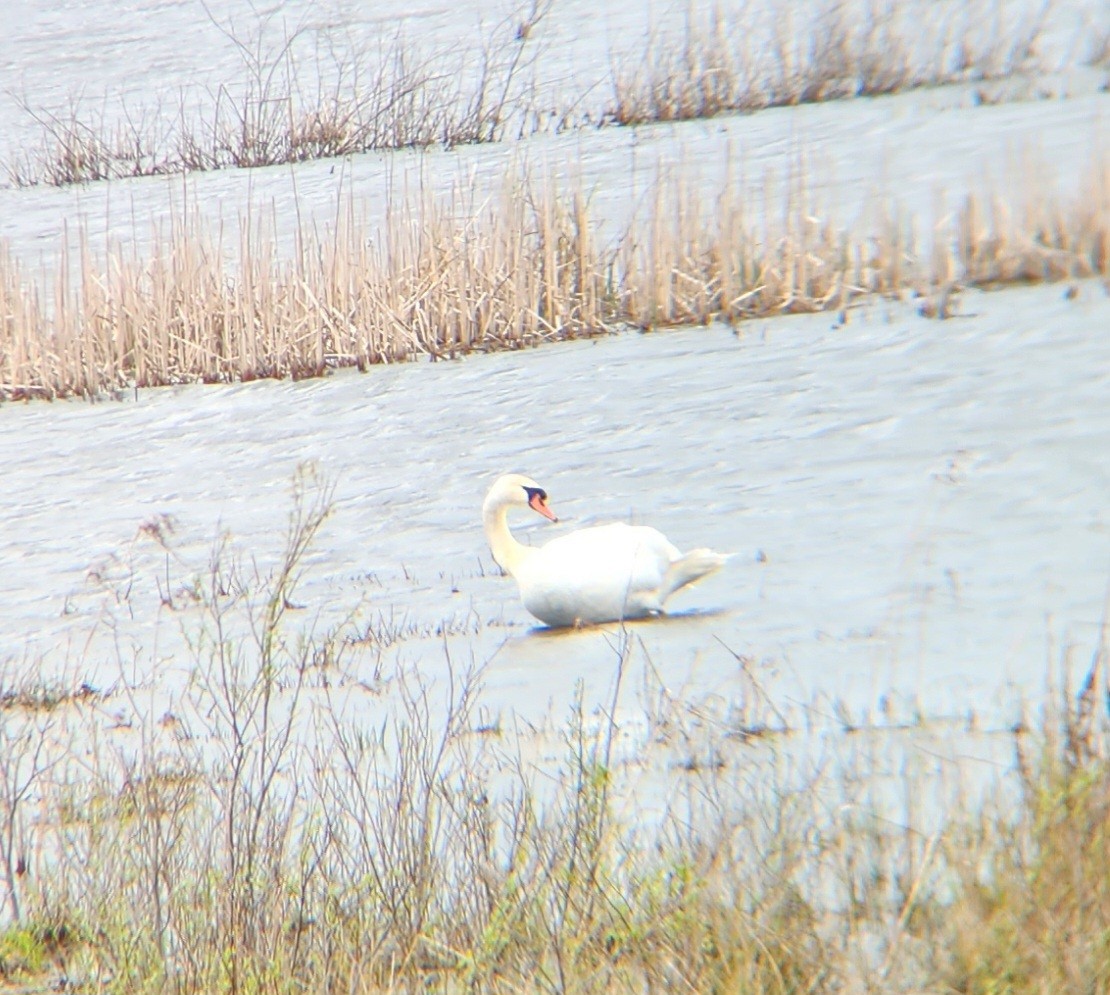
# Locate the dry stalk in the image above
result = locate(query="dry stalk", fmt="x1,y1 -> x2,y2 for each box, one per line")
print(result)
606,0 -> 1051,126
1,159 -> 1108,401
5,2 -> 547,189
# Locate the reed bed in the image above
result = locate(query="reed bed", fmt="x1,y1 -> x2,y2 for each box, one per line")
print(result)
4,4 -> 550,188
4,0 -> 1078,188
606,0 -> 1052,125
1,160 -> 1108,402
1,474 -> 1109,994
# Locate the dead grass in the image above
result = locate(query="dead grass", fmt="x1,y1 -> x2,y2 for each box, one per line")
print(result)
4,3 -> 548,188
0,179 -> 613,399
606,0 -> 1052,125
1,159 -> 1107,401
4,0 -> 1071,188
1,472 -> 1109,994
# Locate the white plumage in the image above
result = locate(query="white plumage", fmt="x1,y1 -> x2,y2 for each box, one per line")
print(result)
482,474 -> 728,628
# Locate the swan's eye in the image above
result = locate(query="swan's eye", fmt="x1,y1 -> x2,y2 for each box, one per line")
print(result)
522,485 -> 558,522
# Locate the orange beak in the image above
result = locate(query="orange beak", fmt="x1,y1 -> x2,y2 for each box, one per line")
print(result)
528,492 -> 558,522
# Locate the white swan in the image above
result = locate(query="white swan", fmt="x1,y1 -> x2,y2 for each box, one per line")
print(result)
482,473 -> 728,628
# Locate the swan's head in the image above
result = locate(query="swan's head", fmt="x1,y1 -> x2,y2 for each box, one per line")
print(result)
485,473 -> 559,522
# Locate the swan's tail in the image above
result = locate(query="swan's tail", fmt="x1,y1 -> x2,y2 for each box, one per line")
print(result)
664,548 -> 729,597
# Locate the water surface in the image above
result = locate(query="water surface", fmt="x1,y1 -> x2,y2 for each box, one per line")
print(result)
2,281 -> 1107,740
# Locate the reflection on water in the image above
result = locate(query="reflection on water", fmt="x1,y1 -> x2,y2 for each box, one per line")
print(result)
518,605 -> 734,638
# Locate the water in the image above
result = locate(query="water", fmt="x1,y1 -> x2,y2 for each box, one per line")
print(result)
2,280 -> 1107,741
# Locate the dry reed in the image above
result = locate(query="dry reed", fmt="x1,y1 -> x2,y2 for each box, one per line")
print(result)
2,158 -> 1108,402
606,0 -> 1051,125
4,4 -> 548,188
4,0 -> 1068,188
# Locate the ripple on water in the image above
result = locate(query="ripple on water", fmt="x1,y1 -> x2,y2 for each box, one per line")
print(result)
0,285 -> 1107,738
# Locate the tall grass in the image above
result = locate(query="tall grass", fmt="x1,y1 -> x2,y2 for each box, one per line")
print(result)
2,158 -> 1108,401
4,3 -> 549,188
3,0 -> 1068,187
607,0 -> 1052,125
1,472 -> 1109,993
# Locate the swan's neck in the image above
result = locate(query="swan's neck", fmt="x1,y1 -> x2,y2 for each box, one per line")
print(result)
483,501 -> 533,577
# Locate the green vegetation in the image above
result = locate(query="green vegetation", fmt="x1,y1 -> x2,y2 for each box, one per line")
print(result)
2,474 -> 1108,993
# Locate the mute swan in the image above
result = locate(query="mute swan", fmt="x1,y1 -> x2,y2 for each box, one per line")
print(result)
482,473 -> 728,628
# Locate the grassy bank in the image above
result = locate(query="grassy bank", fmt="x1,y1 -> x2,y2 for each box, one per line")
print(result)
1,475 -> 1109,994
1,158 -> 1107,402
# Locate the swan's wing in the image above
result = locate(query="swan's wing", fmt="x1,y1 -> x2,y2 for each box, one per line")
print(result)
541,524 -> 677,582
519,524 -> 680,624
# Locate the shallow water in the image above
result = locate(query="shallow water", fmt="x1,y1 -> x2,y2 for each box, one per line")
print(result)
1,0 -> 1106,285
3,2 -> 1110,957
2,280 -> 1107,739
